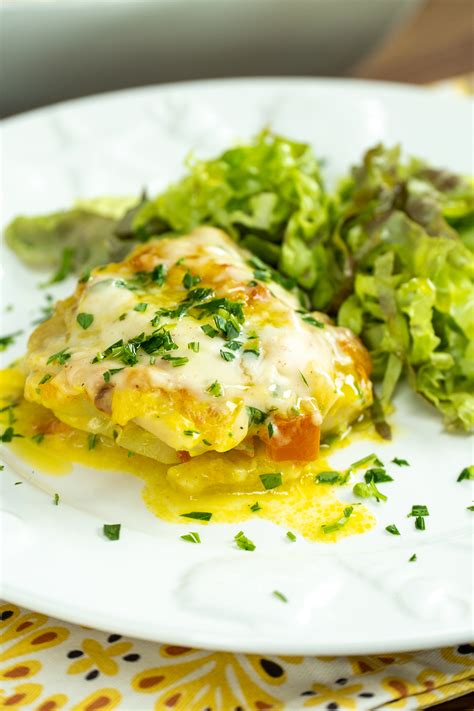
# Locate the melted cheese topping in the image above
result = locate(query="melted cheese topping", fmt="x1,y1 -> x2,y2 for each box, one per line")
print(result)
23,227 -> 372,462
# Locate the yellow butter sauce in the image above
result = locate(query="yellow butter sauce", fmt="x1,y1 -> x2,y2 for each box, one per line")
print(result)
0,368 -> 378,542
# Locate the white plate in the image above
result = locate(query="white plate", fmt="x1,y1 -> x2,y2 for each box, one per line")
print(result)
1,78 -> 473,655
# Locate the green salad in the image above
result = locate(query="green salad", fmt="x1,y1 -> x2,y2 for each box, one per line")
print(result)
6,132 -> 474,432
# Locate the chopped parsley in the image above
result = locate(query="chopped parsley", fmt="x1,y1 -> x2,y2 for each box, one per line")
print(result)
87,433 -> 98,450
250,502 -> 261,512
181,531 -> 201,544
207,381 -> 223,397
220,349 -> 235,361
39,373 -> 52,385
103,523 -> 121,540
322,506 -> 354,534
0,427 -> 23,442
247,406 -> 267,427
180,511 -> 212,522
187,341 -> 200,352
103,367 -> 124,383
286,531 -> 297,542
151,264 -> 167,286
53,492 -> 60,506
0,331 -> 23,351
47,348 -> 71,366
409,553 -> 417,562
183,271 -> 201,289
315,470 -> 341,484
363,467 -> 393,483
76,312 -> 94,330
267,422 -> 274,439
457,466 -> 474,482
302,315 -> 325,329
32,433 -> 45,445
259,472 -> 282,490
272,590 -> 288,603
234,530 -> 256,551
201,324 -> 218,338
385,524 -> 400,536
161,355 -> 189,367
392,457 -> 409,467
133,302 -> 148,312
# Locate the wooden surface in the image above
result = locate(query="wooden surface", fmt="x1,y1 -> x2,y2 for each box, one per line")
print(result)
352,0 -> 474,83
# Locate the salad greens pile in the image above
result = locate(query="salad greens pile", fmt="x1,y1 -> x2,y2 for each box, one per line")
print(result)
5,132 -> 474,431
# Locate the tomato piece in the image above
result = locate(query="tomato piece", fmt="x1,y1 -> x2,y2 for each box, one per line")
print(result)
264,415 -> 320,461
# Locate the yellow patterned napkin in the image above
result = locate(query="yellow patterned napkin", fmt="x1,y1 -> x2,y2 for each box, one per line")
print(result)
1,602 -> 473,710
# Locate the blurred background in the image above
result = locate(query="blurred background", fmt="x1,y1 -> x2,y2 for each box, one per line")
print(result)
1,0 -> 473,117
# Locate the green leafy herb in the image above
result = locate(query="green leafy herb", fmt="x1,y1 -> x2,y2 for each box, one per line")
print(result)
202,439 -> 212,446
180,511 -> 212,522
201,324 -> 218,338
363,468 -> 393,483
47,348 -> 71,366
250,502 -> 261,512
0,331 -> 23,351
302,315 -> 325,329
353,479 -> 387,502
183,430 -> 199,437
408,505 -> 430,517
32,433 -> 44,445
234,530 -> 256,551
392,457 -> 410,467
151,264 -> 167,285
415,516 -> 426,530
87,433 -> 98,450
322,506 -> 354,534
457,466 -> 474,482
103,523 -> 121,540
53,492 -> 60,506
103,367 -> 124,383
181,531 -> 201,544
385,524 -> 400,535
220,349 -> 235,362
273,590 -> 288,603
247,406 -> 267,427
161,355 -> 189,367
299,370 -> 309,388
259,472 -> 282,490
133,302 -> 148,312
207,381 -> 223,397
267,422 -> 274,439
187,341 -> 200,352
409,553 -> 417,562
350,453 -> 384,470
183,271 -> 201,289
286,531 -> 297,542
76,312 -> 94,330
0,427 -> 24,442
39,373 -> 52,385
315,470 -> 341,484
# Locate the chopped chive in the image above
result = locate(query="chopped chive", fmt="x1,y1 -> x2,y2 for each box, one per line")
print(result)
267,422 -> 274,439
181,531 -> 201,544
47,348 -> 71,366
350,453 -> 384,469
87,433 -> 98,450
250,501 -> 261,512
272,590 -> 288,603
457,466 -> 474,482
467,505 -> 474,512
409,553 -> 417,562
133,302 -> 148,312
180,511 -> 212,522
53,492 -> 60,506
415,516 -> 426,530
299,369 -> 309,388
207,380 -> 222,397
119,313 -> 127,321
183,271 -> 201,289
183,430 -> 199,437
302,315 -> 325,329
202,439 -> 212,446
161,355 -> 189,367
76,312 -> 94,330
259,472 -> 282,490
315,470 -> 341,484
39,373 -> 52,385
187,341 -> 200,352
220,349 -> 235,362
103,367 -> 125,383
385,524 -> 400,536
32,433 -> 44,445
408,505 -> 429,517
322,506 -> 354,534
0,427 -> 23,442
201,324 -> 218,338
234,530 -> 256,551
103,523 -> 121,540
151,264 -> 167,285
286,531 -> 297,542
392,457 -> 409,467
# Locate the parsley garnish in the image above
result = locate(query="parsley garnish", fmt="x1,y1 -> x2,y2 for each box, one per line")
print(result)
234,530 -> 256,551
133,303 -> 148,312
207,381 -> 223,397
260,472 -> 282,490
188,341 -> 200,352
385,524 -> 400,535
53,492 -> 60,506
151,264 -> 167,286
202,439 -> 212,446
267,422 -> 274,439
47,348 -> 71,366
0,427 -> 23,442
250,502 -> 261,512
181,531 -> 201,544
247,406 -> 267,427
87,433 -> 98,450
322,506 -> 354,534
201,324 -> 218,338
299,370 -> 309,388
103,367 -> 125,383
180,511 -> 212,522
409,553 -> 417,562
183,271 -> 201,289
408,505 -> 429,517
272,590 -> 288,603
467,505 -> 474,512
103,523 -> 121,540
220,349 -> 235,362
32,433 -> 44,445
457,466 -> 474,482
39,373 -> 52,385
0,331 -> 23,351
161,355 -> 189,367
286,531 -> 297,542
392,457 -> 409,467
363,467 -> 393,483
76,312 -> 94,330
315,471 -> 341,484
